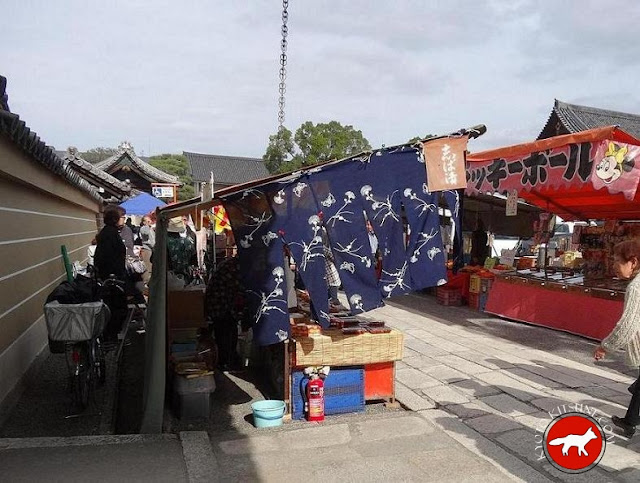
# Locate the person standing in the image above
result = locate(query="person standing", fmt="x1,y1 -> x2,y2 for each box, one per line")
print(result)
470,219 -> 490,266
94,206 -> 126,281
121,218 -> 135,257
366,219 -> 382,280
205,254 -> 246,369
139,215 -> 155,284
94,205 -> 127,340
594,240 -> 640,437
167,217 -> 196,283
322,229 -> 342,308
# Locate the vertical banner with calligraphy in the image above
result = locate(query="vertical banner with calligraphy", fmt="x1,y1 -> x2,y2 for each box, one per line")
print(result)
506,189 -> 518,216
424,135 -> 469,191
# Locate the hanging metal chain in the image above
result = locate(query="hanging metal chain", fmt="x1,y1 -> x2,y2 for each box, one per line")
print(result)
277,0 -> 289,131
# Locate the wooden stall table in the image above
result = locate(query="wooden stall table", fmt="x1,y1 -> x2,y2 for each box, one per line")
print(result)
291,329 -> 404,407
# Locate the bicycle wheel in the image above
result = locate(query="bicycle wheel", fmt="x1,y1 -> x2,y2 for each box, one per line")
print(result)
93,337 -> 106,385
70,343 -> 91,410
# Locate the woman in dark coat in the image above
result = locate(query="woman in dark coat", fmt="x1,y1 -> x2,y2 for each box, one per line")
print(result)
94,205 -> 127,340
94,206 -> 126,281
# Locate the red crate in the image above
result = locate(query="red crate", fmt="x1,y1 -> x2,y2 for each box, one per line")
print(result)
364,362 -> 394,400
468,292 -> 488,311
436,287 -> 462,306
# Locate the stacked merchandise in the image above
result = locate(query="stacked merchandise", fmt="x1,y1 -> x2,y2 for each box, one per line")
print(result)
577,221 -> 640,282
468,271 -> 495,311
169,328 -> 216,420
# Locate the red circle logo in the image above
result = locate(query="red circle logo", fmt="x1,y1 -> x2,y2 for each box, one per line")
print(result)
543,413 -> 606,473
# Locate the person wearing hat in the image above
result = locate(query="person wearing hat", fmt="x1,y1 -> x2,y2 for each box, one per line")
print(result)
167,217 -> 197,283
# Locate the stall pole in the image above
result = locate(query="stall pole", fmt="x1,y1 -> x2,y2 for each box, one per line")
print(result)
283,339 -> 292,421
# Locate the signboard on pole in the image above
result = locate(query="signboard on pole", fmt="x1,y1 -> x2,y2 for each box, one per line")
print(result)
152,186 -> 175,199
506,189 -> 518,216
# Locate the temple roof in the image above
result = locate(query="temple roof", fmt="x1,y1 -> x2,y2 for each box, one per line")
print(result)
538,99 -> 640,140
96,141 -> 181,184
183,151 -> 269,185
61,146 -> 132,200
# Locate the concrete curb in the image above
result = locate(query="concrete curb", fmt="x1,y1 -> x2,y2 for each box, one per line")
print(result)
0,433 -> 179,450
179,431 -> 218,483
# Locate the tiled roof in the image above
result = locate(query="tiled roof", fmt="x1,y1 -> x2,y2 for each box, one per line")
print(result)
0,108 -> 103,202
183,151 -> 270,184
96,142 -> 181,184
538,100 -> 640,140
0,76 -> 9,112
61,146 -> 132,199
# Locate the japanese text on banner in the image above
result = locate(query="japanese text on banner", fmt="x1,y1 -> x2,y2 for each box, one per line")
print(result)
424,136 -> 469,191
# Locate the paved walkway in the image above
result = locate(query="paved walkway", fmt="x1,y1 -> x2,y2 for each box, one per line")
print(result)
373,293 -> 640,482
208,412 -> 520,482
3,291 -> 640,481
1,433 -> 195,482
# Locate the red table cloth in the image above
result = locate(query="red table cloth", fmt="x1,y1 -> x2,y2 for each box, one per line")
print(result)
485,278 -> 623,341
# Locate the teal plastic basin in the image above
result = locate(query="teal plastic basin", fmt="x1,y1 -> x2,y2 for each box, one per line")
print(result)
251,400 -> 286,428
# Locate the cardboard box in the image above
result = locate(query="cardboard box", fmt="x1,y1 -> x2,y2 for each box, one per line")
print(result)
168,287 -> 206,329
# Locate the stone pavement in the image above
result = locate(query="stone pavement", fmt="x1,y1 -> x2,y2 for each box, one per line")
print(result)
208,412 -> 521,482
369,292 -> 640,482
4,290 -> 640,482
0,433 -> 193,482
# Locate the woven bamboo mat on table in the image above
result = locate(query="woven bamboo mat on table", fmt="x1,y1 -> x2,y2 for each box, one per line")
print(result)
294,329 -> 404,366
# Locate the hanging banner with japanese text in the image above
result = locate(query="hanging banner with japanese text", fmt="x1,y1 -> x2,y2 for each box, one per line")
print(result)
506,189 -> 518,216
467,140 -> 640,201
424,135 -> 469,191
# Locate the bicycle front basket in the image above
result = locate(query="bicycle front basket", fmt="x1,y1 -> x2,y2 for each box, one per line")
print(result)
44,301 -> 110,342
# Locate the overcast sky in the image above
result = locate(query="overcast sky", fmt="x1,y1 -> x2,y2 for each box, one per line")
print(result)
3,0 -> 639,158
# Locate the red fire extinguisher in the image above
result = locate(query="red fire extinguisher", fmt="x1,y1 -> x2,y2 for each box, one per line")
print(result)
306,374 -> 325,422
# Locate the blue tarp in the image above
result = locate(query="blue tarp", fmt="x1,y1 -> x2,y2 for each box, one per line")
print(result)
120,192 -> 167,215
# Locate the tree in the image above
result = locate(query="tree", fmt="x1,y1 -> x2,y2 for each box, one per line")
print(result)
263,128 -> 295,174
81,147 -> 118,164
263,121 -> 372,174
148,154 -> 195,201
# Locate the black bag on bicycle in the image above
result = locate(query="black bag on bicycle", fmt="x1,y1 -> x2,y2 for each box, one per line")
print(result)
46,275 -> 100,304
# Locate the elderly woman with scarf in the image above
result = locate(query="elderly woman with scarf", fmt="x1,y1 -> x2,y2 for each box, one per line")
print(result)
594,239 -> 640,437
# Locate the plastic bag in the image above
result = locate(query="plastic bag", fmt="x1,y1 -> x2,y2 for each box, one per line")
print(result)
167,271 -> 185,290
126,256 -> 146,275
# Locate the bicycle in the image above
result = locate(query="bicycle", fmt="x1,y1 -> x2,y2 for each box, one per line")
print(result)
45,276 -> 124,412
